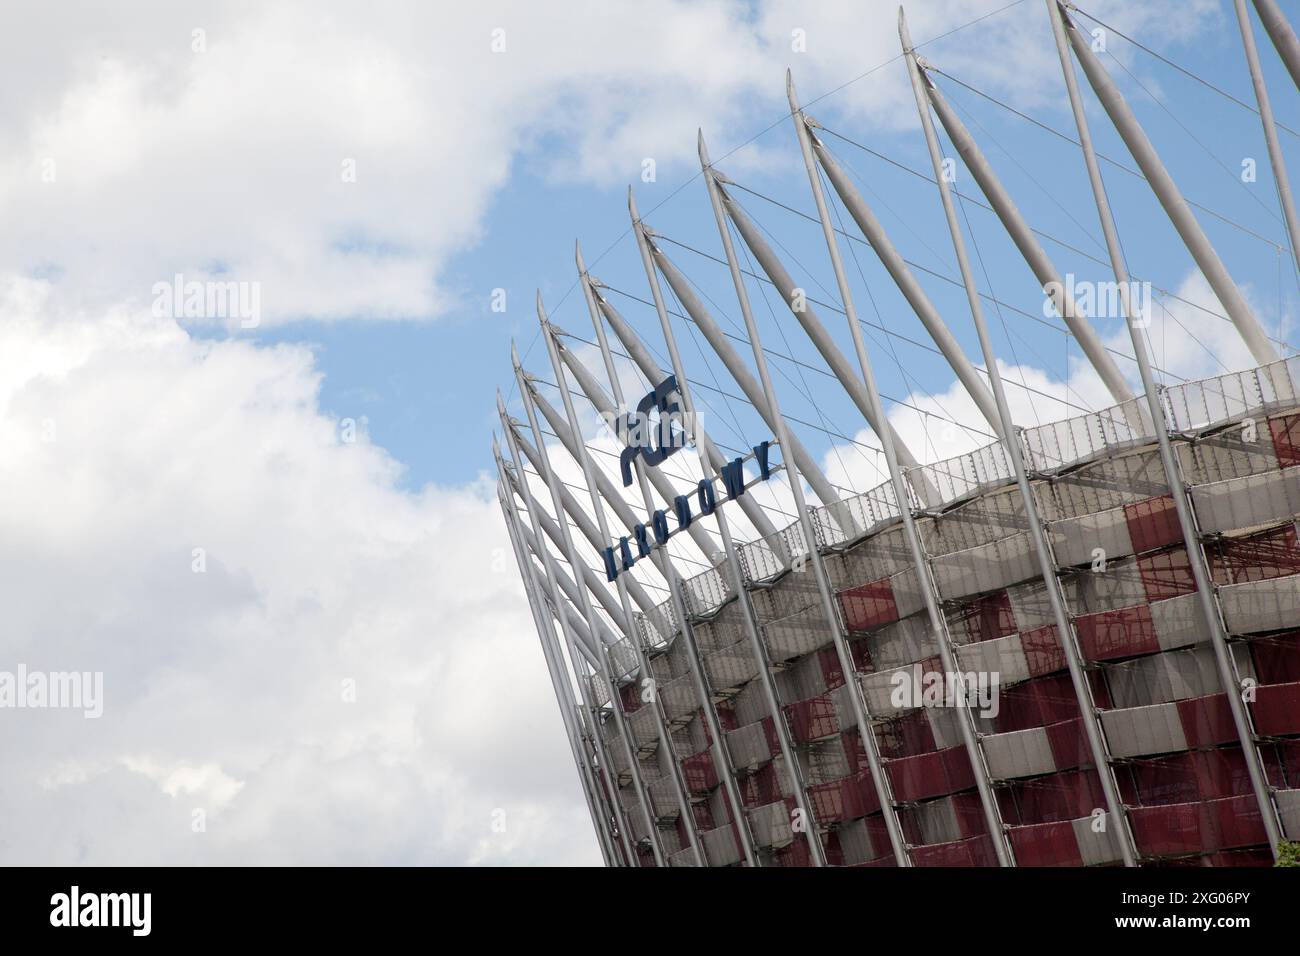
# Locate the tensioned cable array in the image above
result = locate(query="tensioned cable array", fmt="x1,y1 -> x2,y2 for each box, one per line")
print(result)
506,0 -> 1034,404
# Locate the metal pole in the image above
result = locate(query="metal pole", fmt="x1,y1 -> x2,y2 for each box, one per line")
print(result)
1253,0 -> 1300,92
578,248 -> 760,866
1060,3 -> 1279,367
1050,0 -> 1283,857
496,475 -> 617,865
709,171 -> 938,498
610,246 -> 846,513
570,691 -> 632,866
902,7 -> 1137,866
631,187 -> 827,866
523,366 -> 721,565
506,424 -> 756,863
550,320 -> 781,547
500,436 -> 629,863
506,418 -> 665,613
503,380 -> 654,864
571,316 -> 781,544
503,461 -> 654,619
512,502 -> 624,645
538,307 -> 706,866
785,72 -> 1013,865
806,122 -> 1001,432
700,129 -> 911,867
562,279 -> 782,542
499,483 -> 619,866
533,537 -> 631,858
1236,0 -> 1300,281
911,49 -> 1138,410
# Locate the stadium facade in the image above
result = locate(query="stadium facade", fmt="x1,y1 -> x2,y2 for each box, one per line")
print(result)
493,1 -> 1300,866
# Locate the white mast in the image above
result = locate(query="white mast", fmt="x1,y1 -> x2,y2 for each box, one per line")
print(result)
495,472 -> 619,865
1049,0 -> 1283,857
577,242 -> 760,865
1060,4 -> 1279,366
1236,0 -> 1300,282
785,74 -> 1014,865
538,299 -> 706,866
701,128 -> 911,866
631,186 -> 828,865
512,345 -> 667,865
1253,0 -> 1300,91
911,48 -> 1139,407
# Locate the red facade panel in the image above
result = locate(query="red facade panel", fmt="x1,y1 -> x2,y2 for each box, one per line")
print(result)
740,760 -> 785,809
715,702 -> 738,733
680,749 -> 718,794
772,836 -> 814,868
878,707 -> 939,759
950,590 -> 1016,644
1128,795 -> 1267,857
1075,604 -> 1160,662
1176,693 -> 1239,748
1125,494 -> 1181,555
886,745 -> 976,802
1252,681 -> 1300,736
950,790 -> 991,839
849,637 -> 873,674
1020,625 -> 1067,676
785,693 -> 839,743
1210,523 -> 1300,585
837,578 -> 898,633
1000,768 -> 1108,825
910,834 -> 997,867
819,646 -> 847,689
1264,739 -> 1300,788
992,673 -> 1084,734
809,769 -> 879,824
1268,413 -> 1300,468
1137,548 -> 1198,602
809,778 -> 846,825
1123,749 -> 1252,806
1007,821 -> 1083,866
618,681 -> 642,714
1253,630 -> 1300,684
1044,717 -> 1091,771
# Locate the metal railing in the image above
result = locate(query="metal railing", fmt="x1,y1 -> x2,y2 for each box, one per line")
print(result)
1164,354 -> 1300,434
1020,397 -> 1153,474
626,357 -> 1300,678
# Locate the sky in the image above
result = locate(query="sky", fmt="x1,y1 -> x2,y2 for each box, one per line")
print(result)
2,0 -> 1299,865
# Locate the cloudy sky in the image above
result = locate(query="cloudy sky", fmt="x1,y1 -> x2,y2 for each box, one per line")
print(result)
2,0 -> 1297,865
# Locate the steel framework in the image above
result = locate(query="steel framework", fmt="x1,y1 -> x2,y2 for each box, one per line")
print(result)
494,1 -> 1300,866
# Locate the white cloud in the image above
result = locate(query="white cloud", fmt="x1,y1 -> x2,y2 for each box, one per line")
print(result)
0,0 -> 1219,324
0,277 -> 597,864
